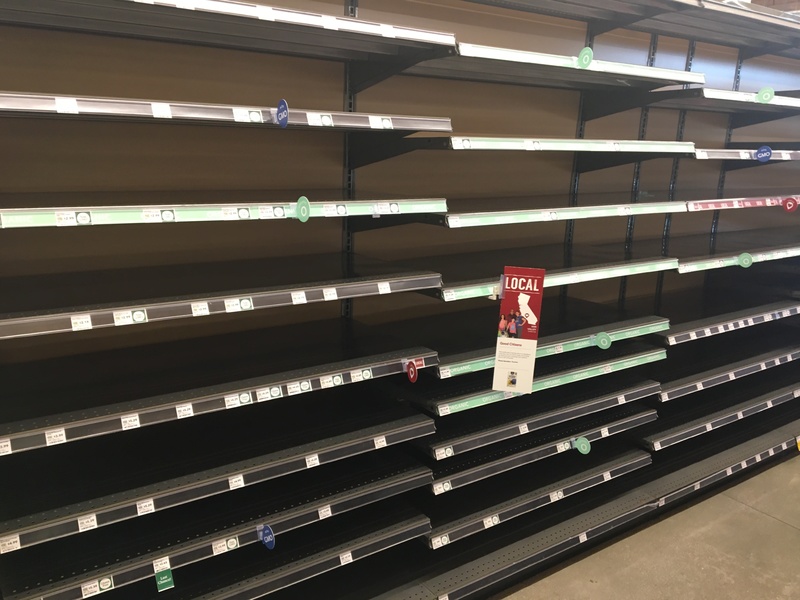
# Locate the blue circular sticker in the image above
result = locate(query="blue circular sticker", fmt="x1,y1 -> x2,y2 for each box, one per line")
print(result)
755,145 -> 772,163
276,99 -> 289,129
259,524 -> 276,550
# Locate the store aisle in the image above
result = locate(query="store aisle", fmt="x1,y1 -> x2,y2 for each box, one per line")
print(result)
497,454 -> 800,600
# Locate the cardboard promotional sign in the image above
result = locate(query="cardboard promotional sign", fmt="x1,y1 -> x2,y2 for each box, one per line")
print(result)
492,266 -> 546,395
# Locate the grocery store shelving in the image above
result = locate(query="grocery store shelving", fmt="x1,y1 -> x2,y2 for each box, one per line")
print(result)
0,319 -> 436,454
0,256 -> 442,339
0,190 -> 449,229
0,0 -> 457,92
697,147 -> 800,170
0,450 -> 429,600
0,392 -> 434,552
427,405 -> 657,493
406,42 -> 705,90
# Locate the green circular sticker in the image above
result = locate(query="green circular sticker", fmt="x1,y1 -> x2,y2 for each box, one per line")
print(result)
296,196 -> 311,223
577,47 -> 594,69
594,332 -> 612,350
756,87 -> 775,104
738,252 -> 753,268
574,437 -> 592,455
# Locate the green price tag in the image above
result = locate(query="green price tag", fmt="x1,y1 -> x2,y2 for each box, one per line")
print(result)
756,87 -> 775,104
594,332 -> 613,350
574,437 -> 592,454
577,47 -> 594,68
296,196 -> 311,223
156,570 -> 175,593
738,252 -> 753,268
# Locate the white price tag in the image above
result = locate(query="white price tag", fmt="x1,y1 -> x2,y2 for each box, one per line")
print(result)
136,499 -> 155,516
705,423 -> 713,432
741,461 -> 748,469
603,471 -> 612,482
78,514 -> 98,532
151,102 -> 172,118
322,204 -> 338,217
374,436 -> 387,449
120,414 -> 140,431
141,209 -> 163,223
654,441 -> 662,451
601,427 -> 609,438
433,483 -> 446,495
368,115 -> 393,129
224,298 -> 242,313
225,394 -> 241,409
291,291 -> 308,305
305,454 -> 320,469
46,428 -> 66,446
448,215 -> 461,228
55,97 -> 79,114
431,536 -> 446,549
556,441 -> 571,453
726,467 -> 733,476
228,475 -> 245,490
153,557 -> 171,573
81,581 -> 101,598
578,532 -> 588,543
658,498 -> 665,507
175,403 -> 194,419
483,515 -> 500,529
377,281 -> 392,294
56,211 -> 78,226
554,344 -> 564,354
258,205 -> 276,219
549,490 -> 564,502
71,314 -> 93,331
794,389 -> 800,399
339,551 -> 353,565
0,535 -> 20,554
518,423 -> 529,434
434,448 -> 448,460
320,376 -> 334,389
191,302 -> 210,317
443,290 -> 457,302
306,112 -> 323,126
694,483 -> 701,491
113,310 -> 133,326
212,539 -> 237,556
0,439 -> 11,456
767,400 -> 774,409
439,367 -> 452,379
287,382 -> 302,396
618,395 -> 626,404
318,505 -> 333,520
323,288 -> 338,301
737,411 -> 744,420
603,364 -> 613,374
350,370 -> 364,383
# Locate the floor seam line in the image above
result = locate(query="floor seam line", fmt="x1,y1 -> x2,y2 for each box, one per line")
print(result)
722,493 -> 800,532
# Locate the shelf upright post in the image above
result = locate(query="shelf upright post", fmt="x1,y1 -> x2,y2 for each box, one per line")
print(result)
560,26 -> 595,315
655,39 -> 696,314
341,0 -> 359,322
710,49 -> 744,254
618,33 -> 658,311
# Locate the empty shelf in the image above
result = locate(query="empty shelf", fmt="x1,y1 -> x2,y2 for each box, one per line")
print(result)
0,254 -> 441,339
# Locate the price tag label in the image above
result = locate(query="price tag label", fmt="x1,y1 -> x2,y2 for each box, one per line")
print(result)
431,536 -> 447,549
578,532 -> 588,543
443,289 -> 457,302
225,394 -> 241,409
726,467 -> 733,476
224,298 -> 243,313
323,288 -> 338,301
433,482 -> 446,495
228,474 -> 245,490
618,395 -> 626,405
55,97 -> 79,113
556,441 -> 571,453
368,115 -> 393,129
322,204 -> 338,217
0,535 -> 20,554
320,375 -> 334,389
653,441 -> 662,451
120,414 -> 141,430
136,499 -> 155,516
191,302 -> 210,317
377,281 -> 392,294
291,291 -> 308,305
212,538 -> 238,555
0,439 -> 11,456
518,423 -> 529,434
483,514 -> 500,528
78,514 -> 98,532
350,369 -> 364,383
318,505 -> 333,520
175,403 -> 194,419
767,400 -> 774,409
439,367 -> 452,379
601,427 -> 609,438
287,382 -> 302,396
305,454 -> 320,469
434,447 -> 449,460
602,364 -> 613,374
153,557 -> 171,573
151,102 -> 172,118
46,428 -> 67,446
374,435 -> 387,449
339,551 -> 353,565
71,314 -> 93,331
55,211 -> 78,226
142,209 -> 163,223
549,490 -> 564,502
81,581 -> 104,598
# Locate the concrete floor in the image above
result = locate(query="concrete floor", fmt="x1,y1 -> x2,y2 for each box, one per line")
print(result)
496,454 -> 800,600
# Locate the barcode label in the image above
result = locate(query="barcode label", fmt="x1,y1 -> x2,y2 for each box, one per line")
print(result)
191,302 -> 210,316
153,557 -> 171,573
151,102 -> 172,118
224,298 -> 242,312
121,414 -> 140,430
318,505 -> 333,520
71,314 -> 93,331
443,290 -> 456,302
323,288 -> 338,301
46,428 -> 67,446
0,535 -> 20,554
518,423 -> 529,434
618,395 -> 626,404
434,448 -> 448,460
339,551 -> 353,565
305,454 -> 320,469
291,291 -> 307,305
483,514 -> 500,528
601,427 -> 609,438
0,439 -> 11,456
578,532 -> 587,543
377,282 -> 392,294
438,405 -> 451,416
228,475 -> 245,490
78,514 -> 98,532
556,441 -> 571,453
549,490 -> 564,502
320,376 -> 334,389
374,436 -> 387,449
136,499 -> 155,516
176,403 -> 194,419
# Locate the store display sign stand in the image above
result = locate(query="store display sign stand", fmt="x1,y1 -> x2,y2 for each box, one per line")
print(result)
492,266 -> 546,394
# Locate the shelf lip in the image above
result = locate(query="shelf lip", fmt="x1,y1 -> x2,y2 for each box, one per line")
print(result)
440,258 -> 678,302
648,87 -> 800,110
659,346 -> 800,402
0,271 -> 443,340
454,43 -> 705,85
0,347 -> 438,454
417,420 -> 800,600
432,349 -> 665,418
450,137 -> 696,153
12,467 -> 431,600
644,384 -> 800,451
430,408 -> 657,495
677,244 -> 800,273
437,316 -> 670,378
427,451 -> 651,550
685,194 -> 794,212
430,380 -> 661,456
0,91 -> 452,132
0,198 -> 449,229
0,414 -> 435,551
696,148 -> 800,161
661,300 -> 800,345
445,201 -> 682,228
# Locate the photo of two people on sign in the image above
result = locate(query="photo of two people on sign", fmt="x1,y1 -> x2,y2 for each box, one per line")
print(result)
498,310 -> 527,338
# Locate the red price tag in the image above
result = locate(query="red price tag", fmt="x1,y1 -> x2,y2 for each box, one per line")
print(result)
784,197 -> 798,213
406,361 -> 418,383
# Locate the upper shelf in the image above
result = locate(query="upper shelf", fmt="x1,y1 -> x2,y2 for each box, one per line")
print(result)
0,91 -> 452,133
406,42 -> 704,91
0,0 -> 457,92
0,190 -> 448,230
463,0 -> 800,60
585,87 -> 800,126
